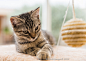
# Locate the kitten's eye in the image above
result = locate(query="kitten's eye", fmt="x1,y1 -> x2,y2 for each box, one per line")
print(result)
35,26 -> 38,30
23,31 -> 28,34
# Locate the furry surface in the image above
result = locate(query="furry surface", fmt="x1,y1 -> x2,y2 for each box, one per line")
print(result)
0,45 -> 86,61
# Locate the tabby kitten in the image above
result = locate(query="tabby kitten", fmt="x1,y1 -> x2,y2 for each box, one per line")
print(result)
10,7 -> 56,60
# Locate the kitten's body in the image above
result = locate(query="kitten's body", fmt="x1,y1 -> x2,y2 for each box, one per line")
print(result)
10,7 -> 56,60
15,30 -> 55,55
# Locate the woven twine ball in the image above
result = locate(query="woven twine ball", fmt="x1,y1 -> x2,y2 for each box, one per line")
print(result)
61,18 -> 86,47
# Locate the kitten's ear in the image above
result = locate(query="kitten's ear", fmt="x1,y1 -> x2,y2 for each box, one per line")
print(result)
10,17 -> 17,27
31,7 -> 40,19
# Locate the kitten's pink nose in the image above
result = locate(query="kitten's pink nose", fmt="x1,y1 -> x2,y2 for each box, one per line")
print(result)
30,33 -> 36,38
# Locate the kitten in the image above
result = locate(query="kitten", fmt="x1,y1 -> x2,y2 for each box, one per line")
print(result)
10,7 -> 56,60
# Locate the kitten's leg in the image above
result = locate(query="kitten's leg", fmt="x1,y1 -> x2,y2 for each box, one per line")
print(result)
36,44 -> 53,60
25,47 -> 40,56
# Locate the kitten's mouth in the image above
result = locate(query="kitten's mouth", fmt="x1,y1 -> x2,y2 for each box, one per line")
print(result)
18,33 -> 40,44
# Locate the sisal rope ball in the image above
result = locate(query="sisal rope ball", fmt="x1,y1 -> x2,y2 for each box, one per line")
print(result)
59,0 -> 86,47
61,18 -> 86,47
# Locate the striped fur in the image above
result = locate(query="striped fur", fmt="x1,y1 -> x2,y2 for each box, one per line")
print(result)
10,7 -> 56,60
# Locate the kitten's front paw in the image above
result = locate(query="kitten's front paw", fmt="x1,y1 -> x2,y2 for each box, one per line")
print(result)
36,50 -> 51,60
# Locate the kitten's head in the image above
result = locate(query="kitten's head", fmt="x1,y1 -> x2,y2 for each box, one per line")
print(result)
10,7 -> 41,41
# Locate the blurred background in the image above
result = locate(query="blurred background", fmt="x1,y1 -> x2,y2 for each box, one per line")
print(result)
0,0 -> 86,47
